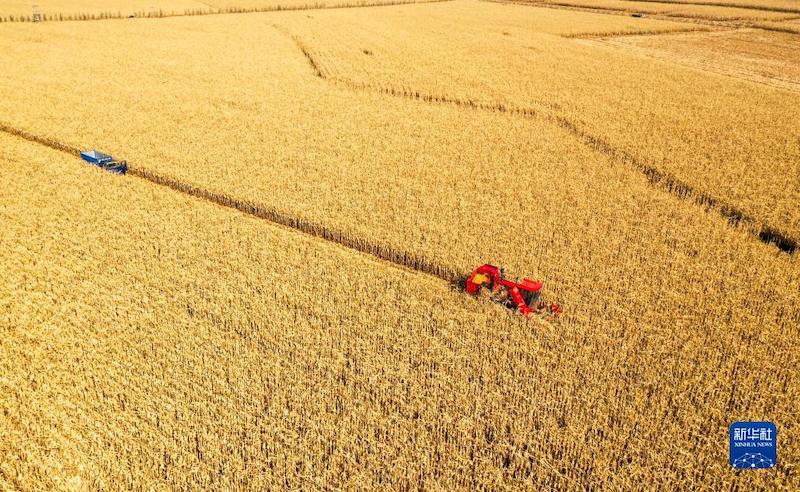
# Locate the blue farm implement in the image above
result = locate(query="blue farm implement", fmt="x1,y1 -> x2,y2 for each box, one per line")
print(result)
80,150 -> 128,175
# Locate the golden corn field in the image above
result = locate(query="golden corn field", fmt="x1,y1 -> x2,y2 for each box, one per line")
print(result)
516,0 -> 798,20
582,28 -> 800,91
0,0 -> 440,21
0,0 -> 798,489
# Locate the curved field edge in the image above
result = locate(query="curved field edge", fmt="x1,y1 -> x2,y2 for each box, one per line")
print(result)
272,2 -> 800,242
275,26 -> 796,255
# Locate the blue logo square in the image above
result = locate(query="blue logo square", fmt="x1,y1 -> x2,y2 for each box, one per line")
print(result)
730,421 -> 777,469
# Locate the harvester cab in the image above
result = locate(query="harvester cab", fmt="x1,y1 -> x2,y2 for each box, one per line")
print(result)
466,264 -> 561,320
80,150 -> 128,175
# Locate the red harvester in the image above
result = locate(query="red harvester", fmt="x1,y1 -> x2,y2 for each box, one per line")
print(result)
466,264 -> 562,320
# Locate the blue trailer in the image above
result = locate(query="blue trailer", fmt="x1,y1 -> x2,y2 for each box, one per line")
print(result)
80,150 -> 128,175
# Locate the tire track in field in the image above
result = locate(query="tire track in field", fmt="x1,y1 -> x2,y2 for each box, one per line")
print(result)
0,122 -> 462,285
274,28 -> 798,255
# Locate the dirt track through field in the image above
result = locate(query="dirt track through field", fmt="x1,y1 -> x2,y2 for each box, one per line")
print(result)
275,27 -> 798,255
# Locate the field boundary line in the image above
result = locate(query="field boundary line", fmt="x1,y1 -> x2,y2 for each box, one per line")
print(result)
274,27 -> 797,255
273,23 -> 561,112
0,122 -> 82,154
0,0 -> 452,24
628,0 -> 800,15
753,22 -> 800,34
498,0 -> 800,33
561,26 -> 713,38
0,122 -> 464,286
480,0 -> 770,27
129,166 -> 464,283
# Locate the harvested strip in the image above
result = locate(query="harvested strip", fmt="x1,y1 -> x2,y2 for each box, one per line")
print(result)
0,121 -> 460,283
